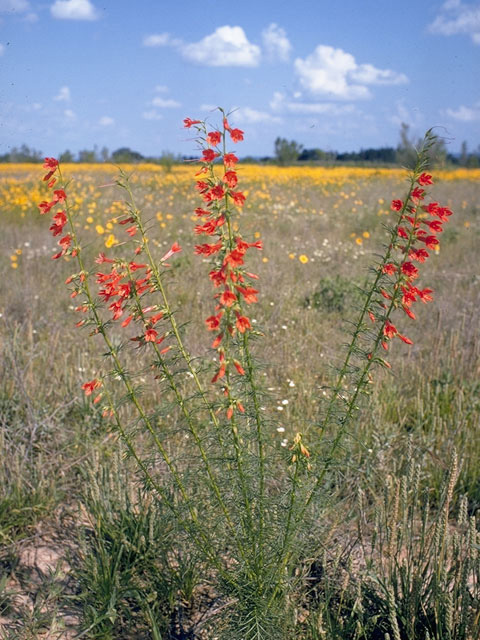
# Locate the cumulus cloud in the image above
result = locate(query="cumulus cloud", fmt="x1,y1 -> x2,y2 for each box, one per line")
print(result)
50,0 -> 99,21
261,23 -> 292,62
54,86 -> 71,102
294,45 -> 408,100
429,0 -> 480,44
181,26 -> 261,67
99,116 -> 114,126
151,96 -> 181,108
445,102 -> 480,121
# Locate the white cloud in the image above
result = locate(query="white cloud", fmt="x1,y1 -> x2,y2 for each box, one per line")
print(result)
50,0 -> 99,21
142,110 -> 163,121
143,33 -> 173,47
54,85 -> 71,102
154,84 -> 169,93
261,23 -> 292,62
294,45 -> 408,100
232,106 -> 282,125
99,116 -> 114,126
0,0 -> 30,12
429,1 -> 480,44
64,109 -> 76,119
445,102 -> 480,121
181,25 -> 261,67
151,96 -> 181,108
270,91 -> 354,115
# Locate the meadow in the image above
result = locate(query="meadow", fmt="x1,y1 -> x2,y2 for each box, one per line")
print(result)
0,158 -> 479,639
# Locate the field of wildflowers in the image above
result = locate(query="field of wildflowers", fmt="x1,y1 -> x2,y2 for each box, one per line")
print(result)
0,115 -> 479,639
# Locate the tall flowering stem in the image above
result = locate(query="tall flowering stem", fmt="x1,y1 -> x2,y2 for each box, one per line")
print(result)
186,110 -> 268,557
37,158 -> 251,578
267,131 -> 454,603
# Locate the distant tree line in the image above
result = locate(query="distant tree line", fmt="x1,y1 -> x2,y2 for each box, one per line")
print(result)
0,144 -> 180,168
2,124 -> 479,167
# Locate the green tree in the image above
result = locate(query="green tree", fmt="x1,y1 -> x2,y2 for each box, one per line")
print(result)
274,137 -> 303,165
59,149 -> 74,163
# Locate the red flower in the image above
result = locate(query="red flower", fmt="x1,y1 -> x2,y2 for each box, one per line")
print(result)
229,128 -> 244,143
209,185 -> 225,200
220,290 -> 237,307
411,186 -> 425,201
383,321 -> 397,339
49,210 -> 67,236
391,199 -> 403,211
206,131 -> 222,146
382,263 -> 397,275
235,286 -> 258,304
223,171 -> 238,188
53,189 -> 67,203
184,117 -> 201,128
194,242 -> 223,256
418,288 -> 433,303
38,200 -> 55,215
236,315 -> 251,333
408,248 -> 429,262
230,191 -> 246,207
82,378 -> 102,396
418,172 -> 433,186
398,333 -> 413,345
43,157 -> 59,171
223,117 -> 231,131
223,153 -> 239,168
401,262 -> 419,279
160,242 -> 182,262
206,312 -> 223,331
233,360 -> 245,375
202,149 -> 220,162
144,328 -> 158,342
211,364 -> 226,383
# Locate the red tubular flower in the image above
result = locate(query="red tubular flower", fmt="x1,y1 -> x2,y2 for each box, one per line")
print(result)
401,262 -> 419,279
43,157 -> 59,171
223,153 -> 239,168
233,360 -> 245,375
211,364 -> 226,383
229,128 -> 244,143
209,185 -> 225,200
235,286 -> 258,304
184,117 -> 202,128
411,186 -> 425,201
418,172 -> 433,186
391,199 -> 403,211
160,242 -> 182,262
82,378 -> 102,396
408,248 -> 429,262
53,189 -> 67,203
202,149 -> 220,162
144,328 -> 158,342
220,290 -> 237,307
206,313 -> 223,331
230,191 -> 246,207
383,321 -> 397,339
236,314 -> 251,333
206,131 -> 222,146
223,171 -> 238,188
194,242 -> 223,256
382,263 -> 397,275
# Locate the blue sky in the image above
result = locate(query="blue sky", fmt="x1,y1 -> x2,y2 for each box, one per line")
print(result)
1,0 -> 479,157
